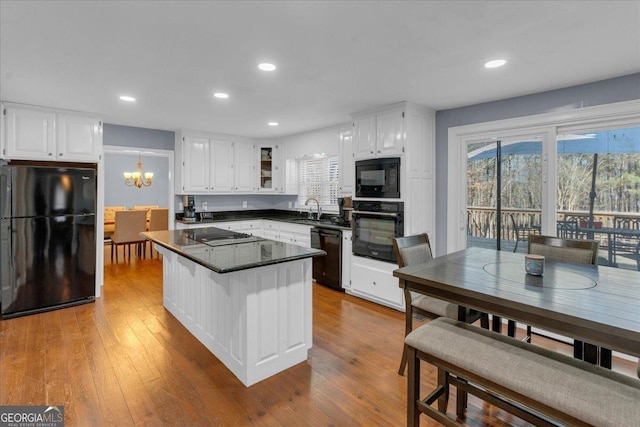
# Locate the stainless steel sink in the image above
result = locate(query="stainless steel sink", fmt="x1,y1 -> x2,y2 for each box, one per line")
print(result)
289,217 -> 349,228
290,218 -> 315,223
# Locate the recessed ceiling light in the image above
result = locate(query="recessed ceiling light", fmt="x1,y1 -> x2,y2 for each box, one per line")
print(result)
258,63 -> 276,71
268,122 -> 279,126
214,92 -> 229,99
119,95 -> 136,102
484,59 -> 506,69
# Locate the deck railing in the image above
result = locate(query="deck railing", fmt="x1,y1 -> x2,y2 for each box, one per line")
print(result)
466,207 -> 640,246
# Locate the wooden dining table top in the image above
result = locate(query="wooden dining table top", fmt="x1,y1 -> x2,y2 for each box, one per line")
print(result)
393,247 -> 640,359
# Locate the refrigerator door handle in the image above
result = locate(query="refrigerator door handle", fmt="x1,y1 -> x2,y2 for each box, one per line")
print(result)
0,168 -> 10,219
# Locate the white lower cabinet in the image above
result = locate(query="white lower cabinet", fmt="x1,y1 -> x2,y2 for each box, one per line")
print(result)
262,230 -> 280,241
208,221 -> 242,231
278,222 -> 311,248
341,230 -> 352,290
238,220 -> 263,237
262,220 -> 281,240
262,220 -> 311,248
348,255 -> 404,311
175,222 -> 215,230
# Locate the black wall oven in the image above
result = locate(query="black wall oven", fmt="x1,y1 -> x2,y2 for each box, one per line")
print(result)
352,201 -> 403,263
355,157 -> 400,199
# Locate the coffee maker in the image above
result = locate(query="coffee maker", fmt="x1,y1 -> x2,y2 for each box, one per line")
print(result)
182,195 -> 196,222
337,196 -> 352,226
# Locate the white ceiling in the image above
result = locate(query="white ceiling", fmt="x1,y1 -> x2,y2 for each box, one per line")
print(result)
1,1 -> 639,140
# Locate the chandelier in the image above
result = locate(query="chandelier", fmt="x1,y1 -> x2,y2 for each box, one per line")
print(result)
124,154 -> 153,188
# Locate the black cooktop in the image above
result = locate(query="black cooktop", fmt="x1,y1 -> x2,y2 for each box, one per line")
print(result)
186,228 -> 252,243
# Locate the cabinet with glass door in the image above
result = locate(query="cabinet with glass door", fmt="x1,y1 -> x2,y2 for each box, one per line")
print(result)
257,144 -> 282,192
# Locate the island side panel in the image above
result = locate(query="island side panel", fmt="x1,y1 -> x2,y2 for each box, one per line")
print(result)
155,244 -> 313,387
245,259 -> 313,386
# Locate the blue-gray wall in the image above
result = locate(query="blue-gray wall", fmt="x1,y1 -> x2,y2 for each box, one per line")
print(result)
181,194 -> 298,213
104,152 -> 170,208
103,123 -> 175,150
435,72 -> 640,256
103,124 -> 174,209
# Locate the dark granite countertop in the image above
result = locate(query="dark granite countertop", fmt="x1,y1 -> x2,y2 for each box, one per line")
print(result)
175,209 -> 352,231
141,229 -> 326,274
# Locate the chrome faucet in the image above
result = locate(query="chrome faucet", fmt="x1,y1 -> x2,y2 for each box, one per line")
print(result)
304,197 -> 322,220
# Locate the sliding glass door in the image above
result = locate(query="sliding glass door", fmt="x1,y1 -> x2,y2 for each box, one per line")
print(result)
555,125 -> 640,269
462,126 -> 640,267
466,135 -> 543,252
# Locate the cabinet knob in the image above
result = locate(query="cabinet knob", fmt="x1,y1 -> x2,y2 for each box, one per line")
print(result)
377,150 -> 381,153
370,150 -> 374,154
48,153 -> 53,156
59,153 -> 63,156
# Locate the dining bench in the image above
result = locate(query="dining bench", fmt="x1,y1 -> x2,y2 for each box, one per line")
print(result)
405,317 -> 640,427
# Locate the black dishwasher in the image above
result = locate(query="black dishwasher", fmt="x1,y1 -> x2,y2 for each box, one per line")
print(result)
310,227 -> 343,291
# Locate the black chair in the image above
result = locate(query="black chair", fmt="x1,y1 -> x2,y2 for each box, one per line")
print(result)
612,216 -> 640,271
556,219 -> 579,239
509,213 -> 539,252
393,233 -> 490,376
563,214 -> 591,239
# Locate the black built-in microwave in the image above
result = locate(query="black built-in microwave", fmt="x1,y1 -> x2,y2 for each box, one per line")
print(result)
355,157 -> 400,198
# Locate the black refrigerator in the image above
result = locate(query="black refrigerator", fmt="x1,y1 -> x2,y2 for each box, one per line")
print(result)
1,164 -> 96,319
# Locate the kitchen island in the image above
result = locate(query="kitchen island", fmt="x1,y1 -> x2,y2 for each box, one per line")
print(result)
141,228 -> 325,386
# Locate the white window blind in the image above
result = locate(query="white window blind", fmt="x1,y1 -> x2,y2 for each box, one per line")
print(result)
285,159 -> 298,194
297,155 -> 339,209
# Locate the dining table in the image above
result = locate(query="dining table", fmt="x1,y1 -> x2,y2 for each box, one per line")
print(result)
577,226 -> 640,267
393,247 -> 640,364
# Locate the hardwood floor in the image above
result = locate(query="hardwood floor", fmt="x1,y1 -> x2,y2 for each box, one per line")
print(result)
1,248 -> 637,426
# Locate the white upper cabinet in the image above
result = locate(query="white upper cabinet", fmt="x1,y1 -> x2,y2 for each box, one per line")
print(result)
210,139 -> 234,192
4,106 -> 56,160
57,114 -> 102,161
271,144 -> 284,193
338,129 -> 354,194
182,136 -> 210,192
257,144 -> 284,192
352,115 -> 376,159
176,132 -> 260,195
376,109 -> 404,157
352,108 -> 404,160
233,141 -> 255,192
2,103 -> 101,162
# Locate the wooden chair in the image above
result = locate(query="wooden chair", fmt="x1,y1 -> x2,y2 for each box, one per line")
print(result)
147,208 -> 169,257
133,205 -> 160,223
393,233 -> 489,376
111,210 -> 148,263
517,235 -> 608,366
104,206 -> 126,241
